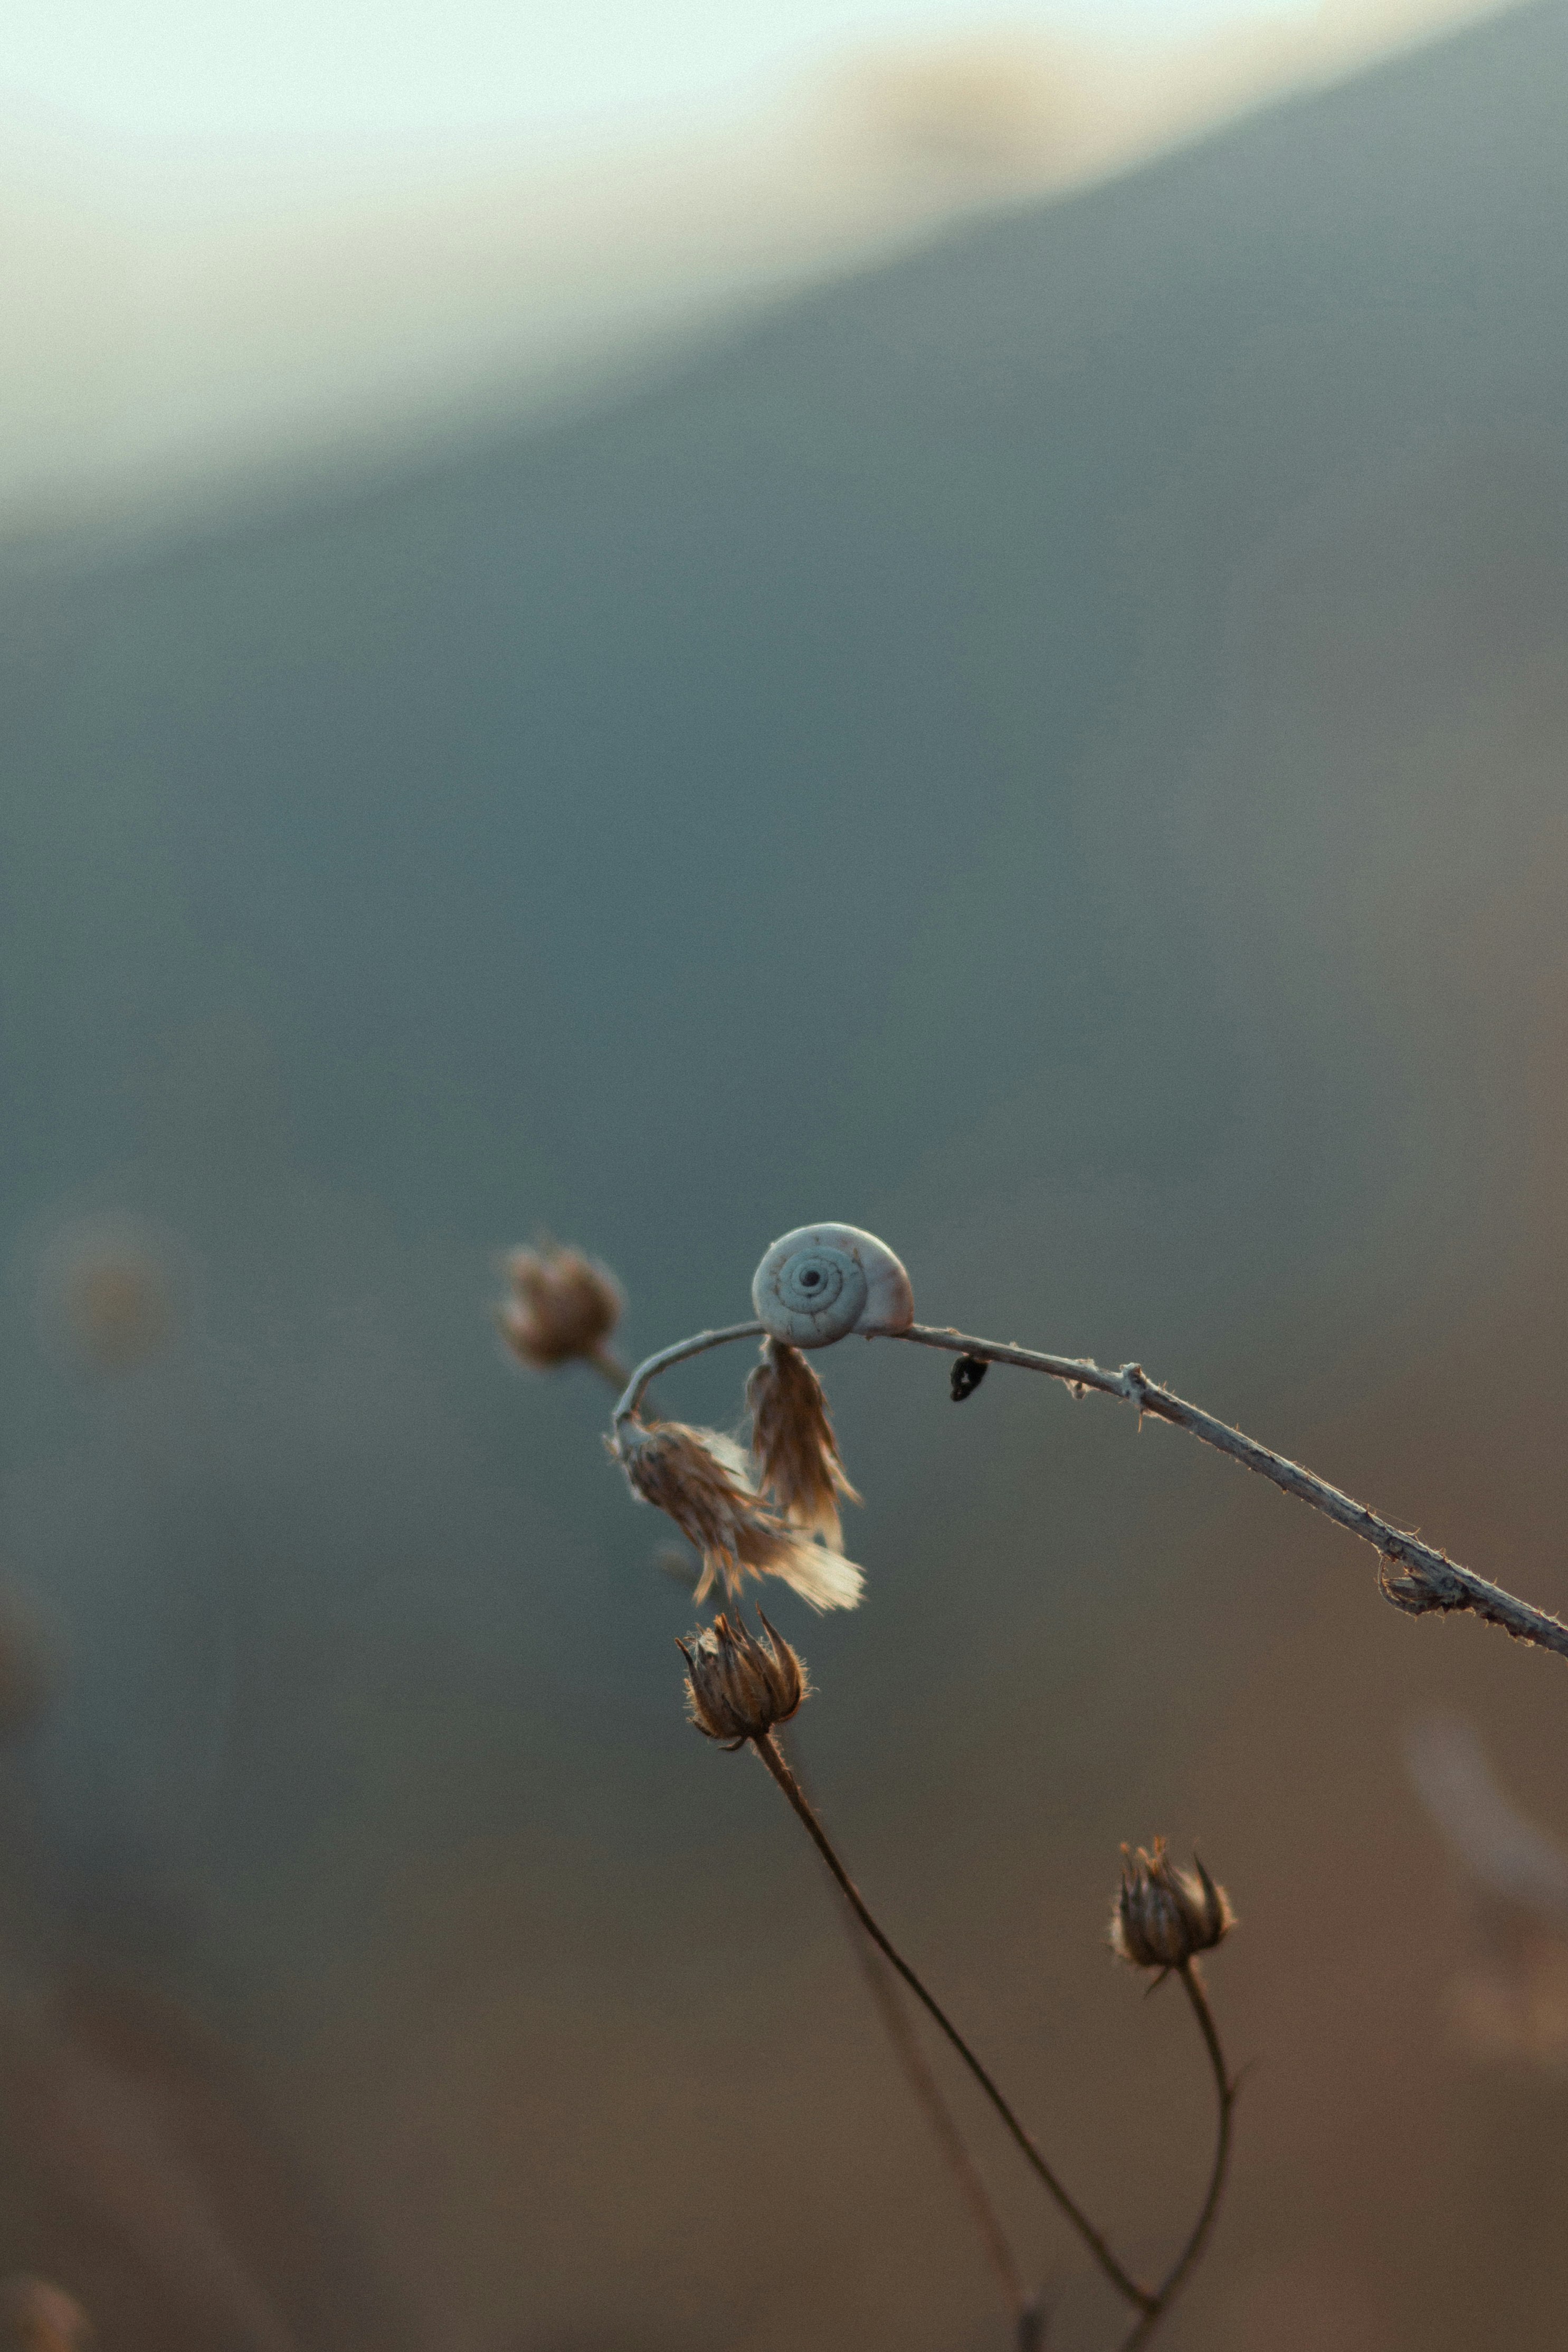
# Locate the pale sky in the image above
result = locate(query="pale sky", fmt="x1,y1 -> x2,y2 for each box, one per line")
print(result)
6,0 -> 1304,154
0,0 -> 1494,533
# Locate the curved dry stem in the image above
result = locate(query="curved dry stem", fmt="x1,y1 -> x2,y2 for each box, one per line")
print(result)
610,1314 -> 1568,1657
612,1321 -> 764,1440
751,1731 -> 1154,2316
843,1886 -> 1033,2322
782,1739 -> 1030,2326
586,1342 -> 632,1392
1115,1962 -> 1236,2351
890,1324 -> 1568,1662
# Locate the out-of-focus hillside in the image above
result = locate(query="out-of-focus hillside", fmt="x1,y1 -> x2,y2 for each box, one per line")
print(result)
4,3 -> 1568,2348
0,0 -> 1500,537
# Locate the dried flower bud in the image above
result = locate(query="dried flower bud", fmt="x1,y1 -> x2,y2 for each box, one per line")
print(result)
1110,1839 -> 1234,1973
615,1417 -> 863,1610
498,1241 -> 622,1370
746,1338 -> 861,1547
678,1611 -> 807,1747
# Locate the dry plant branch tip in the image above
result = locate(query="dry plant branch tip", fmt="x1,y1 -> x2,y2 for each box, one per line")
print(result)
609,1222 -> 1568,1658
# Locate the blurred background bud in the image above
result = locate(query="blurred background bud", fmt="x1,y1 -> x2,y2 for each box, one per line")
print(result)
839,34 -> 1069,182
497,1240 -> 623,1372
1408,1716 -> 1568,2068
32,1216 -> 179,1378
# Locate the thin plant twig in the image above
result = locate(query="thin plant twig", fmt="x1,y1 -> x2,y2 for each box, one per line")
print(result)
586,1342 -> 632,1391
613,1321 -> 764,1433
1115,1962 -> 1237,2351
783,1738 -> 1032,2330
842,1892 -> 1034,2326
608,1315 -> 1568,1661
892,1322 -> 1568,1659
750,1729 -> 1155,2316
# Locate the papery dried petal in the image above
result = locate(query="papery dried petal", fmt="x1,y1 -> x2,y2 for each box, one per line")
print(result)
615,1418 -> 863,1610
746,1339 -> 861,1546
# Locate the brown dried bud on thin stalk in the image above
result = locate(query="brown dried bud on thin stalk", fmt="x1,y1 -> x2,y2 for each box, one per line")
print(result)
678,1610 -> 808,1747
746,1338 -> 861,1545
615,1417 -> 863,1609
1110,1838 -> 1234,1973
498,1241 -> 622,1370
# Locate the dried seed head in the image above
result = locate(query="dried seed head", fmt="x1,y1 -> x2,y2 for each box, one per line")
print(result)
1110,1839 -> 1234,1972
746,1338 -> 861,1547
498,1241 -> 622,1370
678,1611 -> 807,1747
615,1418 -> 863,1609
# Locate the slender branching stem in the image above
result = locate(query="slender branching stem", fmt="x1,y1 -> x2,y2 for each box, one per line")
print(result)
1115,1962 -> 1236,2351
841,1886 -> 1034,2323
607,1315 -> 1568,1661
750,1730 -> 1155,2316
612,1320 -> 764,1436
783,1741 -> 1031,2330
891,1322 -> 1568,1659
586,1343 -> 632,1392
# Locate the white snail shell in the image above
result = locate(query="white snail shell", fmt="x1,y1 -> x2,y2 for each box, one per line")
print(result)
751,1224 -> 915,1348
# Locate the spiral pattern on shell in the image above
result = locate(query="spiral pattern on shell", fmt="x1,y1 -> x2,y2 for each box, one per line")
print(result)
750,1224 -> 915,1348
